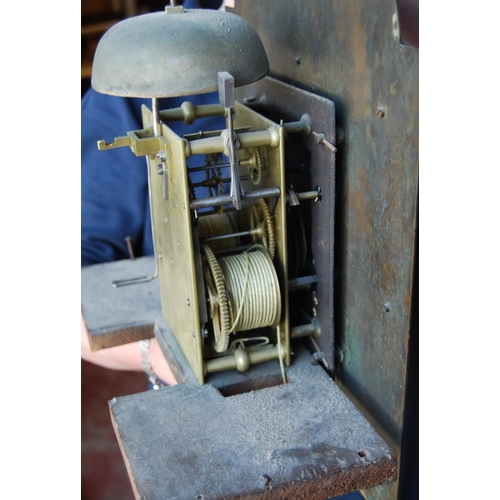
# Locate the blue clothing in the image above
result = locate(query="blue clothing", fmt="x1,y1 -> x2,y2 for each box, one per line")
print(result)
81,0 -> 225,267
81,89 -> 224,266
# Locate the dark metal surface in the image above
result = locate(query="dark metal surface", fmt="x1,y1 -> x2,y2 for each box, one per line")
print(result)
92,9 -> 269,98
231,2 -> 418,499
236,76 -> 336,375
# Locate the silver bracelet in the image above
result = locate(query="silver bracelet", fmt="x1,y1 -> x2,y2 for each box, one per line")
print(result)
139,339 -> 165,390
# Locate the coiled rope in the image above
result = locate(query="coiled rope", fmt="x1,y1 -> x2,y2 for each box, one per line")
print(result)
219,247 -> 281,333
198,212 -> 240,252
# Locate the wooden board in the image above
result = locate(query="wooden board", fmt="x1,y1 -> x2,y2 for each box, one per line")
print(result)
81,256 -> 161,350
110,340 -> 396,500
231,2 -> 419,498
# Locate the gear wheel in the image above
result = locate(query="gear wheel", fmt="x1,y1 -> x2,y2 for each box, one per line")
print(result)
205,168 -> 225,215
250,199 -> 276,259
247,148 -> 263,185
202,244 -> 231,353
205,153 -> 225,199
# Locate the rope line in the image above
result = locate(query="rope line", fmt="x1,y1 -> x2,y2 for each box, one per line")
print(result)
219,248 -> 281,333
198,212 -> 239,252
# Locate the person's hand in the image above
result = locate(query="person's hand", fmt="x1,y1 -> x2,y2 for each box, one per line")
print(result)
148,336 -> 177,386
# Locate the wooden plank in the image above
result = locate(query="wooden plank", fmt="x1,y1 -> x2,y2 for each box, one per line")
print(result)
232,2 -> 419,498
81,257 -> 161,350
110,342 -> 396,500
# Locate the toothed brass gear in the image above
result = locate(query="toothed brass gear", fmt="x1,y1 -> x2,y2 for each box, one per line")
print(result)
205,168 -> 225,197
247,148 -> 263,185
250,199 -> 276,259
202,244 -> 231,353
204,153 -> 225,213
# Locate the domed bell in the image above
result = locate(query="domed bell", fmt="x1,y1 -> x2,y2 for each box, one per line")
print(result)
91,7 -> 270,98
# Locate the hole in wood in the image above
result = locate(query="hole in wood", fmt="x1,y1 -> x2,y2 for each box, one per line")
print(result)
216,373 -> 288,397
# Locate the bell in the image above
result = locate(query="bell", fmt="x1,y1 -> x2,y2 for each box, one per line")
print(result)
91,7 -> 270,98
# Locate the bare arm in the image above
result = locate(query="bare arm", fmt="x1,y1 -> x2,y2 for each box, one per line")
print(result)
81,314 -> 177,386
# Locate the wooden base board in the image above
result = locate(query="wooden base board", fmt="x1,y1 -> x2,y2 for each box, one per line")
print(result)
110,322 -> 396,500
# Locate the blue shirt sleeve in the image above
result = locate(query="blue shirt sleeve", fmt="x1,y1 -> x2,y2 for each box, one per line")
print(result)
81,88 -> 225,266
81,90 -> 151,266
81,0 -> 226,267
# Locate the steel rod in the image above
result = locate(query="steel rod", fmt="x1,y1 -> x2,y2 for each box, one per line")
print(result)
191,175 -> 250,189
190,186 -> 280,211
288,275 -> 318,291
200,229 -> 256,243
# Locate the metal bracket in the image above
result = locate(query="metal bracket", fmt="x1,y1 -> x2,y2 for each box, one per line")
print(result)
98,131 -> 169,158
219,71 -> 244,210
236,76 -> 336,373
